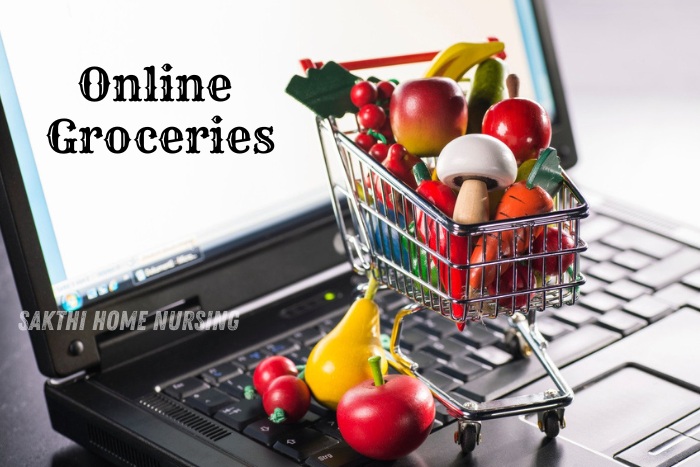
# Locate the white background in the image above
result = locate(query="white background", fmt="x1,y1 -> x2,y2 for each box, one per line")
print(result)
0,0 -> 536,283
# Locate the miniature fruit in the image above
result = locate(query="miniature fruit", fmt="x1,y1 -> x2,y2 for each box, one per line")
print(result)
357,103 -> 386,130
466,58 -> 507,134
369,142 -> 389,163
389,77 -> 467,157
304,277 -> 388,410
253,355 -> 298,395
482,74 -> 551,164
424,41 -> 505,82
337,356 -> 435,461
382,144 -> 421,189
354,131 -> 376,152
263,374 -> 311,424
350,81 -> 378,108
532,226 -> 576,277
376,80 -> 395,102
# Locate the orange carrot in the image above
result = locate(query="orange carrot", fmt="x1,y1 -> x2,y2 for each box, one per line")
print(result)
469,181 -> 553,290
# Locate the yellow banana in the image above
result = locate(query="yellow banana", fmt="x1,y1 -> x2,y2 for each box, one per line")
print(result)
424,42 -> 505,82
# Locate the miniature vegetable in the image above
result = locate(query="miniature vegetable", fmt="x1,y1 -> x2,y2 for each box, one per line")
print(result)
285,61 -> 359,118
436,133 -> 517,225
263,374 -> 311,424
253,355 -> 298,395
469,181 -> 554,290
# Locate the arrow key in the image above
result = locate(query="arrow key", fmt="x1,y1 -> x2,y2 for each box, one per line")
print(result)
273,427 -> 339,462
243,418 -> 294,446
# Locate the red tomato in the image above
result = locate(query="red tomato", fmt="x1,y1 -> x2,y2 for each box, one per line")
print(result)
262,375 -> 311,423
532,226 -> 576,277
252,356 -> 297,395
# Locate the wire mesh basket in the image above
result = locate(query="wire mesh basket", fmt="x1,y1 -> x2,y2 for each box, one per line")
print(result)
318,115 -> 588,325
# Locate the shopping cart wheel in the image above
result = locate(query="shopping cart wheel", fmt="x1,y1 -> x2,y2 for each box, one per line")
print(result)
456,421 -> 481,454
538,409 -> 565,439
503,328 -> 531,358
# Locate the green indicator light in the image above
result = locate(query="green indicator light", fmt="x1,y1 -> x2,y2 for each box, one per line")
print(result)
323,292 -> 336,301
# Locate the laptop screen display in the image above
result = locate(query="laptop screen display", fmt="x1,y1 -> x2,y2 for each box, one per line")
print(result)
0,0 -> 554,311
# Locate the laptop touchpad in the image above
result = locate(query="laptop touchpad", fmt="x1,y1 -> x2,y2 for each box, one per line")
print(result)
531,366 -> 700,455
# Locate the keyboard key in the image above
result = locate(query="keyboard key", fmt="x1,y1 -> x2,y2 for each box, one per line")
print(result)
309,398 -> 333,417
682,270 -> 700,289
416,316 -> 459,339
399,326 -> 434,352
423,338 -> 469,362
483,315 -> 511,333
234,349 -> 272,370
582,215 -> 621,242
273,428 -> 339,462
265,338 -> 299,356
623,295 -> 673,322
243,419 -> 294,446
286,348 -> 311,366
163,377 -> 208,400
469,345 -> 513,367
597,310 -> 647,336
551,305 -> 600,328
580,276 -> 606,295
200,362 -> 243,385
605,279 -> 652,301
655,283 -> 700,309
407,350 -> 440,372
578,291 -> 624,313
452,325 -> 500,349
440,357 -> 490,383
612,250 -> 654,270
291,327 -> 325,347
603,225 -> 682,259
219,374 -> 253,399
535,316 -> 574,341
312,416 -> 342,439
586,262 -> 629,283
185,388 -> 236,416
630,248 -> 700,290
214,399 -> 266,431
456,325 -> 620,402
582,242 -> 619,262
420,368 -> 461,392
305,441 -> 369,467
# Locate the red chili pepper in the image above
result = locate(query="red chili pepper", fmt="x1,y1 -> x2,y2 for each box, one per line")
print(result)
383,144 -> 420,190
412,162 -> 470,329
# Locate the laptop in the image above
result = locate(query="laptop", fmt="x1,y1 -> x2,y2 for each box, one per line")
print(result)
1,0 -> 699,466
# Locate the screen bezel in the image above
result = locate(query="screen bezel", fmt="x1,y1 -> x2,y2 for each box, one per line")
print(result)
0,0 -> 577,377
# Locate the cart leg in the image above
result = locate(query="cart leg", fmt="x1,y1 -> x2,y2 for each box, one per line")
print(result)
455,420 -> 482,454
388,305 -> 423,374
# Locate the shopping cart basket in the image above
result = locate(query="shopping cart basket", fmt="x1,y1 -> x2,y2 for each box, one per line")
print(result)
304,51 -> 588,454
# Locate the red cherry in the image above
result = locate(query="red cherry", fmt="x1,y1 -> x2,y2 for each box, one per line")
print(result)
355,131 -> 377,152
252,356 -> 298,395
378,119 -> 394,144
350,81 -> 378,108
532,226 -> 576,277
357,104 -> 386,130
369,142 -> 389,163
262,375 -> 311,424
377,80 -> 395,101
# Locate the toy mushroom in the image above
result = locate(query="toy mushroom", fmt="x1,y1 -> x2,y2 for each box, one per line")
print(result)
436,134 -> 517,224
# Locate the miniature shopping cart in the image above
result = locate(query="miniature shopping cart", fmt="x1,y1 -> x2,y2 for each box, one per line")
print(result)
303,52 -> 588,454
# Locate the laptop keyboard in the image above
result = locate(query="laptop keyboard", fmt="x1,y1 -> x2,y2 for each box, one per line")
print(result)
155,210 -> 700,466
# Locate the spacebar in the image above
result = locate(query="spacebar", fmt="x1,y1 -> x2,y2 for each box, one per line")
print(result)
457,325 -> 621,402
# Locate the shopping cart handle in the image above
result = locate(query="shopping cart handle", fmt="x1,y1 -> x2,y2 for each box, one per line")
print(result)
300,51 -> 439,73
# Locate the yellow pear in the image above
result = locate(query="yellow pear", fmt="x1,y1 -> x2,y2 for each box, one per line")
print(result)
305,278 -> 388,410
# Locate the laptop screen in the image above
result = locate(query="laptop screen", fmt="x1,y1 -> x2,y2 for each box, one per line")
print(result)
0,0 -> 555,312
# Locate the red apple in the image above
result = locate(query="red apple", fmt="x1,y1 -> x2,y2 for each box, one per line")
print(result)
482,98 -> 551,164
337,356 -> 435,461
532,226 -> 576,277
389,77 -> 467,157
